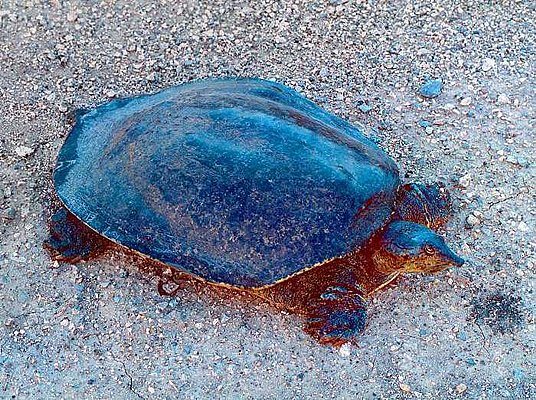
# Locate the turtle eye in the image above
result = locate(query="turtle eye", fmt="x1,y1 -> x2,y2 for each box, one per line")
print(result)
423,244 -> 436,255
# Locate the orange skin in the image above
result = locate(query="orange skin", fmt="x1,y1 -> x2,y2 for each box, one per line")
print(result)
45,205 -> 461,347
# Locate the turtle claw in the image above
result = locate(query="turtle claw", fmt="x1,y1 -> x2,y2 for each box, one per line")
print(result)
305,308 -> 367,346
304,287 -> 367,345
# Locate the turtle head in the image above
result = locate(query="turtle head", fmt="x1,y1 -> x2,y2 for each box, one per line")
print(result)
373,221 -> 464,274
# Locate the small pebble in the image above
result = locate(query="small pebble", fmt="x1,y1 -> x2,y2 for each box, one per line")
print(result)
418,120 -> 431,128
513,368 -> 524,381
517,221 -> 529,232
15,145 -> 35,157
466,358 -> 477,366
465,214 -> 480,228
17,291 -> 30,302
358,104 -> 372,113
456,383 -> 467,394
66,10 -> 78,22
458,174 -> 471,188
339,343 -> 351,357
399,383 -> 411,393
496,93 -> 510,105
459,97 -> 472,106
3,187 -> 11,199
506,155 -> 518,164
419,79 -> 443,98
481,58 -> 496,72
183,344 -> 193,355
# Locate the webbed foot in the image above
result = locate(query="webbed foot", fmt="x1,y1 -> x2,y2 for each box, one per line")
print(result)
43,207 -> 107,263
304,286 -> 367,346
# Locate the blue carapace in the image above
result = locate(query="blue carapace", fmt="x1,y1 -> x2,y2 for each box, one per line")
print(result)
46,78 -> 463,345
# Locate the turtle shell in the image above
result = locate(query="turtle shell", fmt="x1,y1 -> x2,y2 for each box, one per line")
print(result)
55,78 -> 400,287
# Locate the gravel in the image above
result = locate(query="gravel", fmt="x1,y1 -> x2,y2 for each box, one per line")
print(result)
419,79 -> 443,99
1,0 -> 535,399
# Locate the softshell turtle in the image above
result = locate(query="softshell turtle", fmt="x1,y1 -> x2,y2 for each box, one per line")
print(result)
45,78 -> 464,345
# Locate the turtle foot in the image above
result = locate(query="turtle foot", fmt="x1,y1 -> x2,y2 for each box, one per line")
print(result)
397,182 -> 452,230
304,286 -> 367,346
43,207 -> 107,263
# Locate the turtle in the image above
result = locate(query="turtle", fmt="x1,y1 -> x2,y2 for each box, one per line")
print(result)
44,78 -> 464,345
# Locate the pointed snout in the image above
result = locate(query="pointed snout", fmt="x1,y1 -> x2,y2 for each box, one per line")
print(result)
440,246 -> 465,268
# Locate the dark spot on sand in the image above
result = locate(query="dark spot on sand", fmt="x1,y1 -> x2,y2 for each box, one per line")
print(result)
471,292 -> 524,334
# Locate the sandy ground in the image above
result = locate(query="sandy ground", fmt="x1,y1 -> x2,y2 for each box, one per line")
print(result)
0,0 -> 534,399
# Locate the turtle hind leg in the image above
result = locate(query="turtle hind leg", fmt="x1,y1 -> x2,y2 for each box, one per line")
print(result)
304,286 -> 367,346
397,182 -> 452,230
43,207 -> 108,263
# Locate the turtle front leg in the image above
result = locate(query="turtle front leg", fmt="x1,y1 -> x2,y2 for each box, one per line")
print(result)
262,259 -> 370,345
397,182 -> 452,230
43,207 -> 108,263
304,285 -> 367,346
